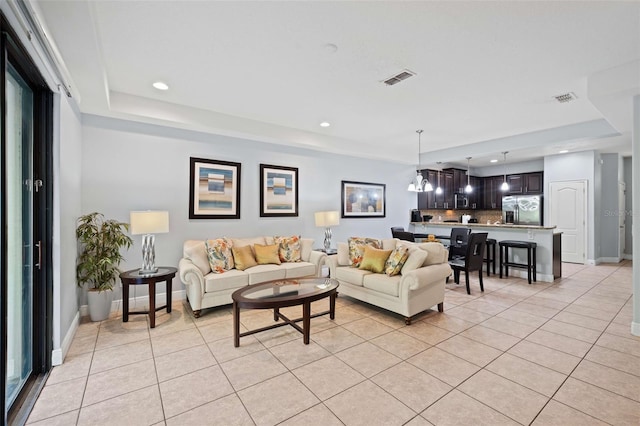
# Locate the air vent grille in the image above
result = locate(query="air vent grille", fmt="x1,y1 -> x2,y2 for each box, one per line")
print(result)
382,69 -> 415,86
554,92 -> 577,103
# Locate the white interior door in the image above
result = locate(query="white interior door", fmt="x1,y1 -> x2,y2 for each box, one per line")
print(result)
619,181 -> 626,260
549,180 -> 586,263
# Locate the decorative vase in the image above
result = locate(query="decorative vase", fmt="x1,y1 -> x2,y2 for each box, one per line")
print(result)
87,288 -> 114,321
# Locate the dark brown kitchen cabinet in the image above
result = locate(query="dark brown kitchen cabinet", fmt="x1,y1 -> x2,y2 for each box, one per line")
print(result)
467,176 -> 482,209
441,171 -> 454,209
523,172 -> 543,194
417,169 -> 439,209
507,172 -> 543,195
484,175 -> 505,210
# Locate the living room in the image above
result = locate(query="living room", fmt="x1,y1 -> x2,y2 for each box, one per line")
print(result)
0,1 -> 639,425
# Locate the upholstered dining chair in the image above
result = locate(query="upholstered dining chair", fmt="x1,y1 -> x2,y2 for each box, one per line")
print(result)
448,232 -> 488,295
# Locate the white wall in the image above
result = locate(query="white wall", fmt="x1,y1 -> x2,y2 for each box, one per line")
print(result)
56,94 -> 83,347
599,153 -> 621,260
544,150 -> 596,262
624,156 -> 633,256
80,115 -> 417,301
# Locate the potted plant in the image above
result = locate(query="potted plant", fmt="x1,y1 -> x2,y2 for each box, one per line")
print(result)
76,212 -> 133,321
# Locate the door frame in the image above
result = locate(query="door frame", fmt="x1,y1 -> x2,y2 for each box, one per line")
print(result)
1,12 -> 54,424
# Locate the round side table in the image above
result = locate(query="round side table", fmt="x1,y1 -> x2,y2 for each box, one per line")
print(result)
119,266 -> 177,328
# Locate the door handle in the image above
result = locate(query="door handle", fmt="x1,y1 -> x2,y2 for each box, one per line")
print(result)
35,241 -> 42,270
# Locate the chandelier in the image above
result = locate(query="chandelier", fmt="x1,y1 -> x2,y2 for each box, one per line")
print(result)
407,130 -> 433,192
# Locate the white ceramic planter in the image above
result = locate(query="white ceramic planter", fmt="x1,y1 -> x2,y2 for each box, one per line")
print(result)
87,288 -> 114,321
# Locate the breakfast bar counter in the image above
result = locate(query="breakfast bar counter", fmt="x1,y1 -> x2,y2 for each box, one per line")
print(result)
409,222 -> 561,282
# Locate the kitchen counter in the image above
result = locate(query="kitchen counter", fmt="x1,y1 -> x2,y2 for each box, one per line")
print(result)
409,222 -> 561,282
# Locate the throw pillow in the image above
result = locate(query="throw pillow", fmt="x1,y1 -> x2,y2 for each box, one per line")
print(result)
232,245 -> 258,271
204,238 -> 234,274
274,235 -> 302,262
348,237 -> 382,268
400,249 -> 428,275
385,246 -> 410,276
359,246 -> 393,273
254,244 -> 281,265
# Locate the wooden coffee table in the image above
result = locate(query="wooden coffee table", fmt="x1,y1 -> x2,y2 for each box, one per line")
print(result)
232,277 -> 339,346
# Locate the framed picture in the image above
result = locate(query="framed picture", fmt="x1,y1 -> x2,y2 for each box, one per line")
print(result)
189,157 -> 241,219
260,164 -> 299,217
341,180 -> 386,218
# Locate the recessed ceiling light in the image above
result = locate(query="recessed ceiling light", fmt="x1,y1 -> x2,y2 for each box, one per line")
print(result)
320,121 -> 331,127
559,149 -> 569,154
490,159 -> 498,163
153,81 -> 169,91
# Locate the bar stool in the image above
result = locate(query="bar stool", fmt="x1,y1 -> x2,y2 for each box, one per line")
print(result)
499,240 -> 537,284
484,238 -> 496,276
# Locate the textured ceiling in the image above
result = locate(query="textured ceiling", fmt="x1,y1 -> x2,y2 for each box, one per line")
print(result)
34,1 -> 640,168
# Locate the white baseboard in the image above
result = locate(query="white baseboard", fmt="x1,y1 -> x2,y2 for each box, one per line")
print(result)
51,311 -> 79,366
80,289 -> 186,318
632,322 -> 640,337
624,254 -> 633,260
586,259 -> 597,265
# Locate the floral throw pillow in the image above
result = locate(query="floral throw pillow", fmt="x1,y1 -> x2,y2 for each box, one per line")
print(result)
274,235 -> 302,262
348,237 -> 382,268
204,238 -> 234,274
385,246 -> 410,276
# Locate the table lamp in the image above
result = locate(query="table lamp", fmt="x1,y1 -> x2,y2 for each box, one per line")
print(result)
314,211 -> 340,252
130,211 -> 169,274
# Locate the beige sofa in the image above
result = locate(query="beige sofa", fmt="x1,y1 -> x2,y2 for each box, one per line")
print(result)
326,238 -> 451,324
178,237 -> 326,317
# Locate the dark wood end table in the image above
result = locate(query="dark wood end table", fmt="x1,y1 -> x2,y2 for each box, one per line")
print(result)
232,277 -> 339,346
119,266 -> 177,328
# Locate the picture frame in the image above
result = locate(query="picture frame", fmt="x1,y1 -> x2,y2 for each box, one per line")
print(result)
189,157 -> 241,219
341,180 -> 386,218
260,164 -> 299,217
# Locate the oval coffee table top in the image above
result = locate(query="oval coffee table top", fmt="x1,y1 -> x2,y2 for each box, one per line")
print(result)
232,277 -> 338,308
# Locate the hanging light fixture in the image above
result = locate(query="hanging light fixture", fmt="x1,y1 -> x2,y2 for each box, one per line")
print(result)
464,157 -> 473,193
501,151 -> 510,191
435,162 -> 443,194
408,130 -> 433,192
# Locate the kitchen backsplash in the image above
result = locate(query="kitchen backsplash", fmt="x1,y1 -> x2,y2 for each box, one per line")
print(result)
419,209 -> 503,224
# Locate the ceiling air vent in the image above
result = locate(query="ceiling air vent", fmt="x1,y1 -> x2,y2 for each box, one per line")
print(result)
382,69 -> 415,86
554,92 -> 578,103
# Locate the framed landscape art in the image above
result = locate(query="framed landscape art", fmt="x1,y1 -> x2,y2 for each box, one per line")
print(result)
259,164 -> 299,217
341,180 -> 386,218
189,157 -> 241,219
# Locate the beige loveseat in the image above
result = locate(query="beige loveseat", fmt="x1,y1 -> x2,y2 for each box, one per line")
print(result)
179,237 -> 326,317
325,238 -> 451,324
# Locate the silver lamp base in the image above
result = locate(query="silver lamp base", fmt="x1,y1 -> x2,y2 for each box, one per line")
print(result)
324,227 -> 332,252
139,234 -> 157,274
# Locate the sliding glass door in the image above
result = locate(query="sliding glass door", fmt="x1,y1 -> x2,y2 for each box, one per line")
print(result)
5,62 -> 35,410
1,13 -> 54,424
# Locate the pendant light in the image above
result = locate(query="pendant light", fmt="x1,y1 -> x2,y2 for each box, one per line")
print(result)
435,162 -> 443,194
407,130 -> 433,192
464,157 -> 473,193
500,151 -> 510,191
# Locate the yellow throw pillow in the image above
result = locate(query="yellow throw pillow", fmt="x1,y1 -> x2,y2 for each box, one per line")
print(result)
254,244 -> 281,265
385,246 -> 410,276
232,245 -> 258,271
359,246 -> 392,273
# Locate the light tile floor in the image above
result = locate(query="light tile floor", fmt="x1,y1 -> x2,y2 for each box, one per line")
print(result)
27,261 -> 640,425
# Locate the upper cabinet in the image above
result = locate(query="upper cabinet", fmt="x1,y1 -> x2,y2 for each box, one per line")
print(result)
507,172 -> 543,195
416,170 -> 542,210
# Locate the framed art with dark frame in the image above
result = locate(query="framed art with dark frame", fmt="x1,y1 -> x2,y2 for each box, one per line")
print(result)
259,164 -> 299,217
341,180 -> 386,218
189,157 -> 241,219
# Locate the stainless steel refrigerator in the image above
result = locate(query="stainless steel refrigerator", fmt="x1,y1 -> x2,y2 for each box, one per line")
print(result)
502,195 -> 543,225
